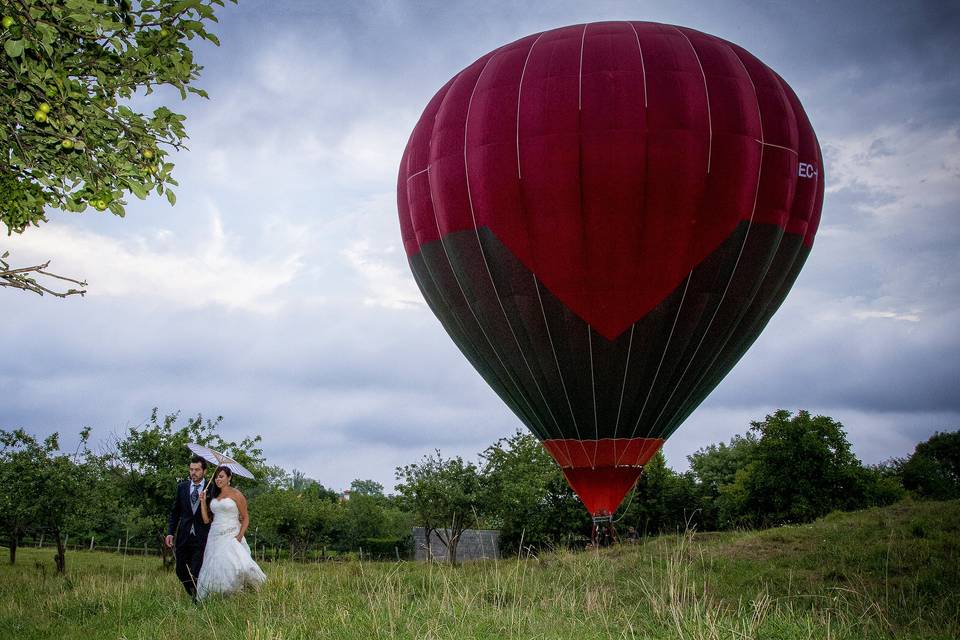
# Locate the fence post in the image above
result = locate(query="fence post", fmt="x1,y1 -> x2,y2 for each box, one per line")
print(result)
116,539 -> 121,553
38,533 -> 44,548
395,546 -> 400,562
64,534 -> 69,549
90,536 -> 95,551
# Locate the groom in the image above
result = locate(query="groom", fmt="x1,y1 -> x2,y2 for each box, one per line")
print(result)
165,456 -> 212,600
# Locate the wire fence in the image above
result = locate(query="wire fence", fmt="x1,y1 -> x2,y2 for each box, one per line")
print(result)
0,535 -> 412,563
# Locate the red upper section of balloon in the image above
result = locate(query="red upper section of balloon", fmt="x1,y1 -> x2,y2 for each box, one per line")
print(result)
398,21 -> 823,341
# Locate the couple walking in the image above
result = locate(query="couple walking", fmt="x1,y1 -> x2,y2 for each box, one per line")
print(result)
166,456 -> 267,601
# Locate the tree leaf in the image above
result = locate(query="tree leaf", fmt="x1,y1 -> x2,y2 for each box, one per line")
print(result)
128,181 -> 148,199
4,39 -> 25,58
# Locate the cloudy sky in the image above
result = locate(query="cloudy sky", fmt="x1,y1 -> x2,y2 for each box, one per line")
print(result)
2,1 -> 958,492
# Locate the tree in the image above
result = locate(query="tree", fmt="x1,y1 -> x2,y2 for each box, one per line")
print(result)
1,0 -> 235,293
687,433 -> 759,529
340,479 -> 394,552
0,427 -> 98,572
480,431 -> 587,553
395,450 -> 484,564
36,429 -> 98,573
735,410 -> 869,526
349,478 -> 385,497
252,482 -> 339,561
901,430 -> 960,500
0,428 -> 48,564
619,451 -> 699,536
342,492 -> 386,549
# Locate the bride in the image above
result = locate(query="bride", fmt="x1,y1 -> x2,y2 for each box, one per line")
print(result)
196,465 -> 267,600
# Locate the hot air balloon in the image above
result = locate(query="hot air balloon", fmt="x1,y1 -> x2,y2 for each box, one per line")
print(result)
397,22 -> 823,525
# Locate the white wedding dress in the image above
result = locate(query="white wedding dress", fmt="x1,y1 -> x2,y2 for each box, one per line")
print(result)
196,497 -> 267,600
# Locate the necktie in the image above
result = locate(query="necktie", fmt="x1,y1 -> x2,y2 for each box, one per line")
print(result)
191,484 -> 199,507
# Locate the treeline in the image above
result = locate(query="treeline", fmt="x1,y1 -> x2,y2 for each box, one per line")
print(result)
417,410 -> 958,559
0,410 -> 414,571
1,409 -> 958,570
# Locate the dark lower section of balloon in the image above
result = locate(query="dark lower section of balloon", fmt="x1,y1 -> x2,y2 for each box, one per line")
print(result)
408,223 -> 809,445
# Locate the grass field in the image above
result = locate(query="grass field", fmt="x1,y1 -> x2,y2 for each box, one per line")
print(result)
1,499 -> 957,640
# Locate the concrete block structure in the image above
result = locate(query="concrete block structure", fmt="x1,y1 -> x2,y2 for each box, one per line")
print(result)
412,527 -> 500,562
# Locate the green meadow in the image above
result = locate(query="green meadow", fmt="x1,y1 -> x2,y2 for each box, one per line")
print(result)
2,499 -> 957,640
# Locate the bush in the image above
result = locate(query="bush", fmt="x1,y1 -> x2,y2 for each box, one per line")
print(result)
901,431 -> 960,500
360,536 -> 411,559
732,410 -> 871,526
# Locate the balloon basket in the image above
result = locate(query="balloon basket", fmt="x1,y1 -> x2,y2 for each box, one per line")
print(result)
591,512 -> 618,547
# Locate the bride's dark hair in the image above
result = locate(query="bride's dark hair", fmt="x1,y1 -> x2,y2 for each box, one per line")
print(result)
209,465 -> 233,501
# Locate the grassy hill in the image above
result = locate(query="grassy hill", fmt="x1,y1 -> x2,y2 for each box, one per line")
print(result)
1,498 -> 957,639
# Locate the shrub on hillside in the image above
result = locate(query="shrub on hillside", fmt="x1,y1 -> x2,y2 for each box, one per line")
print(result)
901,431 -> 960,500
726,410 -> 871,526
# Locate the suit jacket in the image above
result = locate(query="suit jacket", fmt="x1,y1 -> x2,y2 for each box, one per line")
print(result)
167,479 -> 212,549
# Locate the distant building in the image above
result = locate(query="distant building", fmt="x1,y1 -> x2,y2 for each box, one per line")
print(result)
412,527 -> 500,562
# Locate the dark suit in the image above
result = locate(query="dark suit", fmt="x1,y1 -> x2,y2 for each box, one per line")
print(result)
167,479 -> 211,597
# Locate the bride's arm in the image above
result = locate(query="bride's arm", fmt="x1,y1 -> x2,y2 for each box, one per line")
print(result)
199,489 -> 211,524
235,492 -> 249,541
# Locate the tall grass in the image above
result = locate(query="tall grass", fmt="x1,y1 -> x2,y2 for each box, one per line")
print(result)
1,499 -> 957,639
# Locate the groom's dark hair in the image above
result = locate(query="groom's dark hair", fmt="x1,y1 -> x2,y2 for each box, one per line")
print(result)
190,455 -> 208,470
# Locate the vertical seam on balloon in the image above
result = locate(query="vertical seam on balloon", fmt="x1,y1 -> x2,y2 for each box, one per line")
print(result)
462,55 -> 572,450
615,270 -> 693,466
588,325 -> 598,468
675,27 -> 712,174
533,275 -> 589,467
611,323 -> 635,465
645,107 -> 765,439
627,22 -> 647,108
578,23 -> 588,111
517,32 -> 546,180
513,32 -> 571,449
575,24 -> 588,445
660,44 -> 774,433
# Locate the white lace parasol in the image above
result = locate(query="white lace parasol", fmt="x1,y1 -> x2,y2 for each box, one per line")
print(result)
186,443 -> 255,479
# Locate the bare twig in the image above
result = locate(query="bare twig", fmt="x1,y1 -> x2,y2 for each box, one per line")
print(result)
1,250 -> 86,297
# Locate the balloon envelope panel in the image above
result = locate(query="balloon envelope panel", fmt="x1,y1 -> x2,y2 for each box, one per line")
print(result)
398,21 -> 823,515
